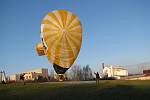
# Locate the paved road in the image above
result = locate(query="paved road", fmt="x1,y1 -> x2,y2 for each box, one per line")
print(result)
40,81 -> 95,84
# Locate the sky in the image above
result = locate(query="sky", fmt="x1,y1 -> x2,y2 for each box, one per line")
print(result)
0,0 -> 150,75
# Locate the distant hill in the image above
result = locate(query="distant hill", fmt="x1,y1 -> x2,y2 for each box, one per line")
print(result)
126,62 -> 150,74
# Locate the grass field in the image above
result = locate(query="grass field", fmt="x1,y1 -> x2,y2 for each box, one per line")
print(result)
0,80 -> 150,100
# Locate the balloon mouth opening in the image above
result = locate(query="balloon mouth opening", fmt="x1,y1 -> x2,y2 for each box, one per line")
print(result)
53,63 -> 69,74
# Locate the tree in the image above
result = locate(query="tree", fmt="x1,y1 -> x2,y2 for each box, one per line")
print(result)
70,65 -> 82,81
70,64 -> 93,81
49,69 -> 55,81
82,65 -> 93,80
37,75 -> 48,82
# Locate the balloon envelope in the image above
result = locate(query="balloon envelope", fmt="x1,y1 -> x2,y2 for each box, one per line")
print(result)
37,10 -> 82,74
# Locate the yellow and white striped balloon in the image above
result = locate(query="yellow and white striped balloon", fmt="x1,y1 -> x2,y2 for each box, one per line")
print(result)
41,10 -> 82,68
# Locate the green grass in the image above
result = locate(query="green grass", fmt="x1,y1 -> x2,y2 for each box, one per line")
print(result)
0,80 -> 150,100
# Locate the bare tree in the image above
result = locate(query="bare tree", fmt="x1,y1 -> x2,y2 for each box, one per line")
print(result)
49,69 -> 55,81
70,65 -> 93,81
70,65 -> 82,81
82,65 -> 93,80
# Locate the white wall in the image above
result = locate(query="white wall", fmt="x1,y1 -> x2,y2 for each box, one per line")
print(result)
103,66 -> 128,78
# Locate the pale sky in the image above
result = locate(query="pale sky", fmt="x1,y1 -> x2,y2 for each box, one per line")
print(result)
0,0 -> 150,75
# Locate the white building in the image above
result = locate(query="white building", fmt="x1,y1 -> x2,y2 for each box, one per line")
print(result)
9,74 -> 20,81
9,68 -> 48,81
23,68 -> 48,80
102,65 -> 128,79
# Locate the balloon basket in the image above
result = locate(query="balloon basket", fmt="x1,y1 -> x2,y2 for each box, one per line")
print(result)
57,74 -> 65,82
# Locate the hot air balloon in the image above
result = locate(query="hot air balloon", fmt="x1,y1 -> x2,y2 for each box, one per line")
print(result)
35,10 -> 82,80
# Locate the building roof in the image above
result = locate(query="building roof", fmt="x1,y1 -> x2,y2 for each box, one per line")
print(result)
104,66 -> 127,70
22,68 -> 48,74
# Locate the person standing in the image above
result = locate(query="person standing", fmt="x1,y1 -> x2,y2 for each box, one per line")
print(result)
94,72 -> 100,84
20,73 -> 25,85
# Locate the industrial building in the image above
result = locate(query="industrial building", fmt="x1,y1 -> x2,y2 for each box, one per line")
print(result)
124,69 -> 150,80
9,68 -> 48,81
9,74 -> 20,81
102,63 -> 128,79
143,69 -> 150,76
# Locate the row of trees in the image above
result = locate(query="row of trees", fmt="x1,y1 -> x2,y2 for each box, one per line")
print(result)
70,65 -> 93,81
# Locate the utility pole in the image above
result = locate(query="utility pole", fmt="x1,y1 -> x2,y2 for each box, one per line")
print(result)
0,71 -> 2,82
0,70 -> 7,83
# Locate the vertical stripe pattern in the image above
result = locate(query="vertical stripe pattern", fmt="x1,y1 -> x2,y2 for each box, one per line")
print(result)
41,10 -> 82,68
